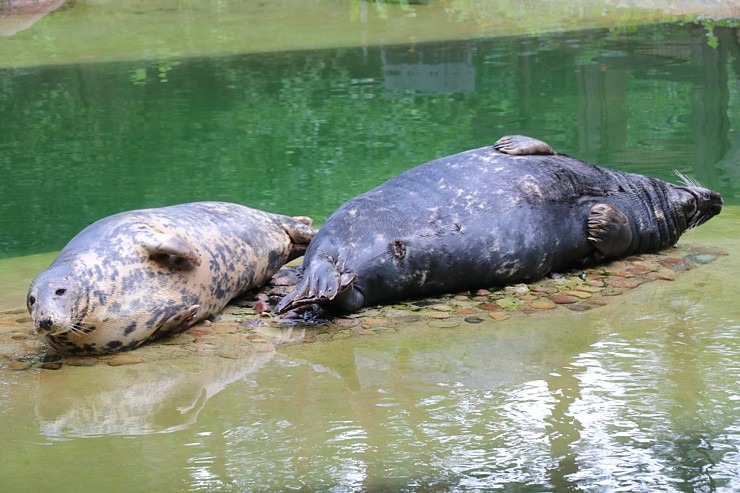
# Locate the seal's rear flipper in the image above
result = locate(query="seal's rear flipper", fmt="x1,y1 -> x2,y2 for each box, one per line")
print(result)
280,216 -> 318,261
494,135 -> 556,156
275,257 -> 360,313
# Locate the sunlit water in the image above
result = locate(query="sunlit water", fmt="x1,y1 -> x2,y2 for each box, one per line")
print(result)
0,8 -> 738,493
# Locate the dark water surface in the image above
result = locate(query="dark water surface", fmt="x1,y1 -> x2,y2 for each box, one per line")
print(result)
1,18 -> 739,493
0,22 -> 738,259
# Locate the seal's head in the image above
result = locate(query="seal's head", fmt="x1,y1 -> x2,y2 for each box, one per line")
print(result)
27,264 -> 90,340
669,173 -> 723,230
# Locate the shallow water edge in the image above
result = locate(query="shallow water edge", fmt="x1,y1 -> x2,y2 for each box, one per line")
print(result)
1,0 -> 738,68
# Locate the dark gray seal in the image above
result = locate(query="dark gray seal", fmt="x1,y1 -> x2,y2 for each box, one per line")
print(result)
27,202 -> 316,355
276,135 -> 722,314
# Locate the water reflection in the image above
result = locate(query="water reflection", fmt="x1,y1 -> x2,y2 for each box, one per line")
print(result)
382,43 -> 476,94
36,350 -> 275,438
0,0 -> 69,37
202,254 -> 736,491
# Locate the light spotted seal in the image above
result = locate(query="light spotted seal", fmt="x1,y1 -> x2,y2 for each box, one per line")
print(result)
276,135 -> 722,314
27,202 -> 316,355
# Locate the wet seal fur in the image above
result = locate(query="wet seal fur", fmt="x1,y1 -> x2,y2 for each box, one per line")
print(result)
27,202 -> 315,355
276,135 -> 722,314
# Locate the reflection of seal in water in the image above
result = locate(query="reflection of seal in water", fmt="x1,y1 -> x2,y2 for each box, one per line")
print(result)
276,135 -> 723,314
27,202 -> 316,355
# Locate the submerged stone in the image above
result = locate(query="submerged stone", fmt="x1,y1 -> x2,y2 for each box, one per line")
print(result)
549,294 -> 579,304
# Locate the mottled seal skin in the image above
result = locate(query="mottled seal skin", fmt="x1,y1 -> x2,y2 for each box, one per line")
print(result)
27,202 -> 315,355
276,135 -> 722,314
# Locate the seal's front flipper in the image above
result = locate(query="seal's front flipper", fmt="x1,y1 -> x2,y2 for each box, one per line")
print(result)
281,216 -> 318,261
494,135 -> 556,156
587,203 -> 633,260
142,232 -> 202,266
158,304 -> 200,336
275,256 -> 361,313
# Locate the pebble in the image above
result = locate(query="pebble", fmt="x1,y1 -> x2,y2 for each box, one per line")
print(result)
630,260 -> 661,271
428,312 -> 451,320
475,289 -> 491,296
456,308 -> 477,315
654,271 -> 675,281
567,303 -> 593,312
602,261 -> 628,273
189,328 -> 211,337
428,320 -> 459,329
393,314 -> 422,324
606,278 -> 643,289
488,312 -> 510,321
464,316 -> 484,324
162,333 -> 196,345
684,253 -> 717,264
531,286 -> 559,294
504,284 -> 529,294
384,309 -> 410,318
584,299 -> 608,307
549,294 -> 579,304
477,303 -> 500,311
41,361 -> 63,370
658,258 -> 692,271
254,300 -> 272,314
575,286 -> 603,293
530,300 -> 556,310
65,356 -> 99,367
429,304 -> 452,312
561,290 -> 592,299
107,354 -> 144,366
7,360 -> 33,371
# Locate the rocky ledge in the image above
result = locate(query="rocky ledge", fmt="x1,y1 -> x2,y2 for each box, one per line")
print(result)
0,243 -> 727,371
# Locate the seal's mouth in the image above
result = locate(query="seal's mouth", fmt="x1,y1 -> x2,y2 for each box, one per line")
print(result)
34,317 -> 89,337
687,188 -> 723,229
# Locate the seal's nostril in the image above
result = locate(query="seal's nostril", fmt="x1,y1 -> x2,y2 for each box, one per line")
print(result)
39,319 -> 53,330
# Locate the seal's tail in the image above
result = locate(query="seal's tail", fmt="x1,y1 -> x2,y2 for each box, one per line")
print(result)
274,256 -> 359,314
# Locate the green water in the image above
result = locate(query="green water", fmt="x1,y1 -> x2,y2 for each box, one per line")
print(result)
1,22 -> 738,260
1,3 -> 739,492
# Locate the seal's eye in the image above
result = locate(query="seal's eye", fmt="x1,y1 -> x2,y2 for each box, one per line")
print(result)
28,296 -> 36,306
55,288 -> 67,296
